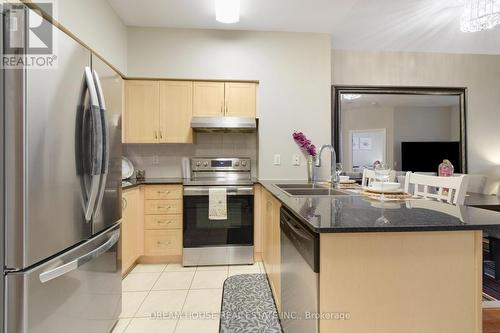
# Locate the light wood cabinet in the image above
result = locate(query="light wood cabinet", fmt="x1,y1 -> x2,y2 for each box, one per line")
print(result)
121,188 -> 142,275
143,184 -> 183,260
319,231 -> 482,333
159,81 -> 193,143
124,81 -> 160,143
145,214 -> 182,230
254,184 -> 263,259
193,81 -> 257,118
144,230 -> 182,256
121,184 -> 183,269
144,199 -> 182,215
224,82 -> 256,117
124,80 -> 257,144
144,185 -> 183,200
193,81 -> 225,117
261,187 -> 282,312
124,80 -> 193,144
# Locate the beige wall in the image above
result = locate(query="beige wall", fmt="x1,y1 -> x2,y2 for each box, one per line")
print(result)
127,27 -> 332,180
53,0 -> 128,73
332,49 -> 500,193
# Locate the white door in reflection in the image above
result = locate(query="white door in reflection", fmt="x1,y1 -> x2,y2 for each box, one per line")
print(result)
350,128 -> 386,172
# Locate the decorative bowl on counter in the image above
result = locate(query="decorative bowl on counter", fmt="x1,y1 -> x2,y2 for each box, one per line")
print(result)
369,182 -> 401,192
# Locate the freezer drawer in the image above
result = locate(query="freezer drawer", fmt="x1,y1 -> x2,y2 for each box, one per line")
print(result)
5,224 -> 121,333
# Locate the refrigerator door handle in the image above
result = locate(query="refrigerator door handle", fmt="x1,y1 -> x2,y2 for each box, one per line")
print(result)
92,69 -> 109,219
39,230 -> 119,283
83,67 -> 103,221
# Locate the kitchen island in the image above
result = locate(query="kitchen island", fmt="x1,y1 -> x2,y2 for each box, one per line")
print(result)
258,181 -> 500,333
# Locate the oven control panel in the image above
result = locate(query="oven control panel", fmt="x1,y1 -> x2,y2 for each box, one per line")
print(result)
191,158 -> 251,171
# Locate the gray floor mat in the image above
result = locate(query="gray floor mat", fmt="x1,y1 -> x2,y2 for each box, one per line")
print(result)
220,274 -> 282,333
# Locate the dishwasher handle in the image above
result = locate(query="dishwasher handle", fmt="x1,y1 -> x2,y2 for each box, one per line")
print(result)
282,213 -> 313,242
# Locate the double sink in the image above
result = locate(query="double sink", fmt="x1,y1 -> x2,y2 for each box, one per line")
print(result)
275,183 -> 350,197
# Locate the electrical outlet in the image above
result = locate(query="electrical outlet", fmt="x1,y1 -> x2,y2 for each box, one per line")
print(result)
273,154 -> 281,166
152,155 -> 160,165
292,154 -> 300,166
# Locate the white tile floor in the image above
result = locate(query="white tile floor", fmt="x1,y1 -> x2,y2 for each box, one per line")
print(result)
113,262 -> 264,333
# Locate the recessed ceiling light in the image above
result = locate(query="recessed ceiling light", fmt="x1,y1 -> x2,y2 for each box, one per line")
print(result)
215,0 -> 240,24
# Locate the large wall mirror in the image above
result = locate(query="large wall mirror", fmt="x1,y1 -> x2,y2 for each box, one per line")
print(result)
332,87 -> 467,174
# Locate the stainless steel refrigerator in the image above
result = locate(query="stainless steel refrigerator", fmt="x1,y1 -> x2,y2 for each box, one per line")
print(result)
2,4 -> 122,333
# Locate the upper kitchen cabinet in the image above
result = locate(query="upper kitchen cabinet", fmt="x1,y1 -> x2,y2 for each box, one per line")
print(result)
225,82 -> 256,117
193,81 -> 225,117
124,79 -> 258,144
193,81 -> 257,118
159,81 -> 193,143
124,80 -> 160,143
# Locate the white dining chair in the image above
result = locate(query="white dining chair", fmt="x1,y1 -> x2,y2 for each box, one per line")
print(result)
462,174 -> 487,194
403,171 -> 469,205
361,168 -> 397,187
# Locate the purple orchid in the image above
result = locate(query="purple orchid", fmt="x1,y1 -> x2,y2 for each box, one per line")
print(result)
292,131 -> 317,158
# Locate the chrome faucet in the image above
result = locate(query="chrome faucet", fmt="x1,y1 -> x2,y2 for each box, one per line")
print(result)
315,144 -> 339,188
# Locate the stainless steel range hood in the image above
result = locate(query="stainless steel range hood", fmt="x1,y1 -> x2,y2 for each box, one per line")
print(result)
191,117 -> 257,133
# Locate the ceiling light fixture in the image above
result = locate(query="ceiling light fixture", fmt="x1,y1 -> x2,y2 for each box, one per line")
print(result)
342,94 -> 362,100
215,0 -> 240,24
461,0 -> 500,32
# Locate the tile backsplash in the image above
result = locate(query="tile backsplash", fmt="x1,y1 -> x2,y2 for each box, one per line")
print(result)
124,133 -> 258,178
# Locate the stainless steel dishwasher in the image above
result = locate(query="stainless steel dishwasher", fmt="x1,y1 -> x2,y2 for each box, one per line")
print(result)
280,207 -> 320,333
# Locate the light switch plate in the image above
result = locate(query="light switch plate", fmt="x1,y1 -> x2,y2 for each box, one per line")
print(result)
292,154 -> 300,166
273,154 -> 281,166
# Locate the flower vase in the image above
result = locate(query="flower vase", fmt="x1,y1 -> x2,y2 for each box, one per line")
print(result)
307,156 -> 316,183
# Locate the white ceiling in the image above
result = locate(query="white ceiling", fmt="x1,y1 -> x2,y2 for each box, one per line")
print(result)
108,0 -> 500,55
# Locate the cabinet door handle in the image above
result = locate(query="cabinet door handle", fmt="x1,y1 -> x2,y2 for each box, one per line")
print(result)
225,104 -> 228,115
221,103 -> 223,114
159,130 -> 163,139
157,190 -> 170,194
122,198 -> 127,210
157,220 -> 173,224
154,130 -> 158,139
157,241 -> 171,246
158,205 -> 171,209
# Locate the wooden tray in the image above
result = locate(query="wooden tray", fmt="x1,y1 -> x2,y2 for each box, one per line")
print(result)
362,190 -> 412,201
363,186 -> 406,195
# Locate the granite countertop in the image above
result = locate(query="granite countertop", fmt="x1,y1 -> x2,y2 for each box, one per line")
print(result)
259,180 -> 500,234
122,177 -> 184,190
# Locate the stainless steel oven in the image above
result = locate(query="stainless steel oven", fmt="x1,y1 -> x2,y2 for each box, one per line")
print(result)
182,158 -> 255,266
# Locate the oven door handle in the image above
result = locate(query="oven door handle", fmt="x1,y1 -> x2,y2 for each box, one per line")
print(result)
183,186 -> 254,196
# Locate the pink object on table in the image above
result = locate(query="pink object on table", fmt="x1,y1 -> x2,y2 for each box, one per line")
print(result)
438,159 -> 454,177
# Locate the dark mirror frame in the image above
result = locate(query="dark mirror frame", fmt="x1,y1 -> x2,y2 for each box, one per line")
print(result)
332,86 -> 468,173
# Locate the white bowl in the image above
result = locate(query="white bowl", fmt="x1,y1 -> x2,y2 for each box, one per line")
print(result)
370,182 -> 400,192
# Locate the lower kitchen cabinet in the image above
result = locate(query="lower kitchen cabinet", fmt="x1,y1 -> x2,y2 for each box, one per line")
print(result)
121,184 -> 183,272
121,187 -> 143,275
261,187 -> 282,312
144,229 -> 182,256
143,185 -> 183,261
